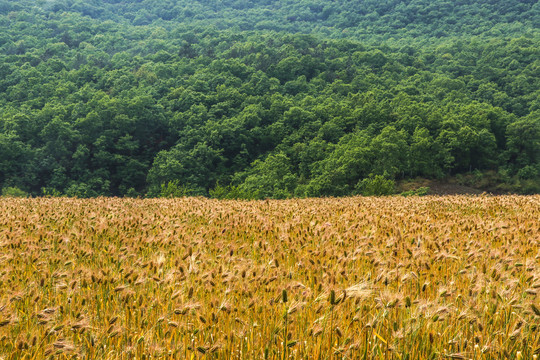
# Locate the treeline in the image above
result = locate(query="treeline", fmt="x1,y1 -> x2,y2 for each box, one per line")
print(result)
1,0 -> 538,42
0,1 -> 539,197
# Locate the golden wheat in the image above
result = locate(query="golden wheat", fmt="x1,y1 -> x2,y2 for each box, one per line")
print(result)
0,196 -> 539,359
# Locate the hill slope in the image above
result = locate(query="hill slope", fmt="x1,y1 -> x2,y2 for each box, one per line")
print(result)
0,0 -> 539,197
2,0 -> 539,41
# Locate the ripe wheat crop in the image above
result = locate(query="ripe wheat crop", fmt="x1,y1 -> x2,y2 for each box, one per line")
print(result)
0,196 -> 539,359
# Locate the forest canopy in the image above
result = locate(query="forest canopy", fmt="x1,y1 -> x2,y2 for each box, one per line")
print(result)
0,0 -> 539,197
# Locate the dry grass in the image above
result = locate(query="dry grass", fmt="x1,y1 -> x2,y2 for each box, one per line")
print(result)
0,196 -> 539,359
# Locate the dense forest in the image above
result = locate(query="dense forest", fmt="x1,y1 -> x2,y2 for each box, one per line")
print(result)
0,0 -> 539,197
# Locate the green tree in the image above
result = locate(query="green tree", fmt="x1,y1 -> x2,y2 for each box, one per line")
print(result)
369,126 -> 408,178
240,153 -> 297,199
505,114 -> 540,171
409,127 -> 444,178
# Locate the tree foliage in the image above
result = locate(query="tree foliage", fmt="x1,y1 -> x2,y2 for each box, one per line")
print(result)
0,0 -> 538,197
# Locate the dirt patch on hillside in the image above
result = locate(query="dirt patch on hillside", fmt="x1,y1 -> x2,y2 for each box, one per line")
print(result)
397,178 -> 485,195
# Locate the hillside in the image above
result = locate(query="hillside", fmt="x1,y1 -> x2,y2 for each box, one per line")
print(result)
0,0 -> 539,197
2,0 -> 539,41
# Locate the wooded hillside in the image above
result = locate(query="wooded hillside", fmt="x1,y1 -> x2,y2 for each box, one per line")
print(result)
1,0 -> 539,197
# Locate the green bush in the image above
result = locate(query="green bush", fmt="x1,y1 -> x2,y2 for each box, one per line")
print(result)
517,165 -> 539,180
64,183 -> 99,198
401,187 -> 430,197
2,186 -> 29,197
41,187 -> 63,197
209,183 -> 259,200
124,188 -> 140,198
159,180 -> 200,198
356,175 -> 395,196
515,179 -> 540,195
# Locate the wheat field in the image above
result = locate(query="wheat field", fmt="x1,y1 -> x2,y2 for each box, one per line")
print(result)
0,196 -> 539,359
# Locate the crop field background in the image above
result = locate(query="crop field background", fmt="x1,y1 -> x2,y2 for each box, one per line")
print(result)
0,196 -> 539,359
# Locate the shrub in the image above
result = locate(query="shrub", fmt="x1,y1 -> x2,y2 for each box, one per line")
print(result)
356,175 -> 395,196
124,188 -> 140,198
517,165 -> 539,180
41,187 -> 63,197
159,180 -> 199,198
401,186 -> 430,197
64,183 -> 99,198
1,186 -> 29,197
209,183 -> 259,200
